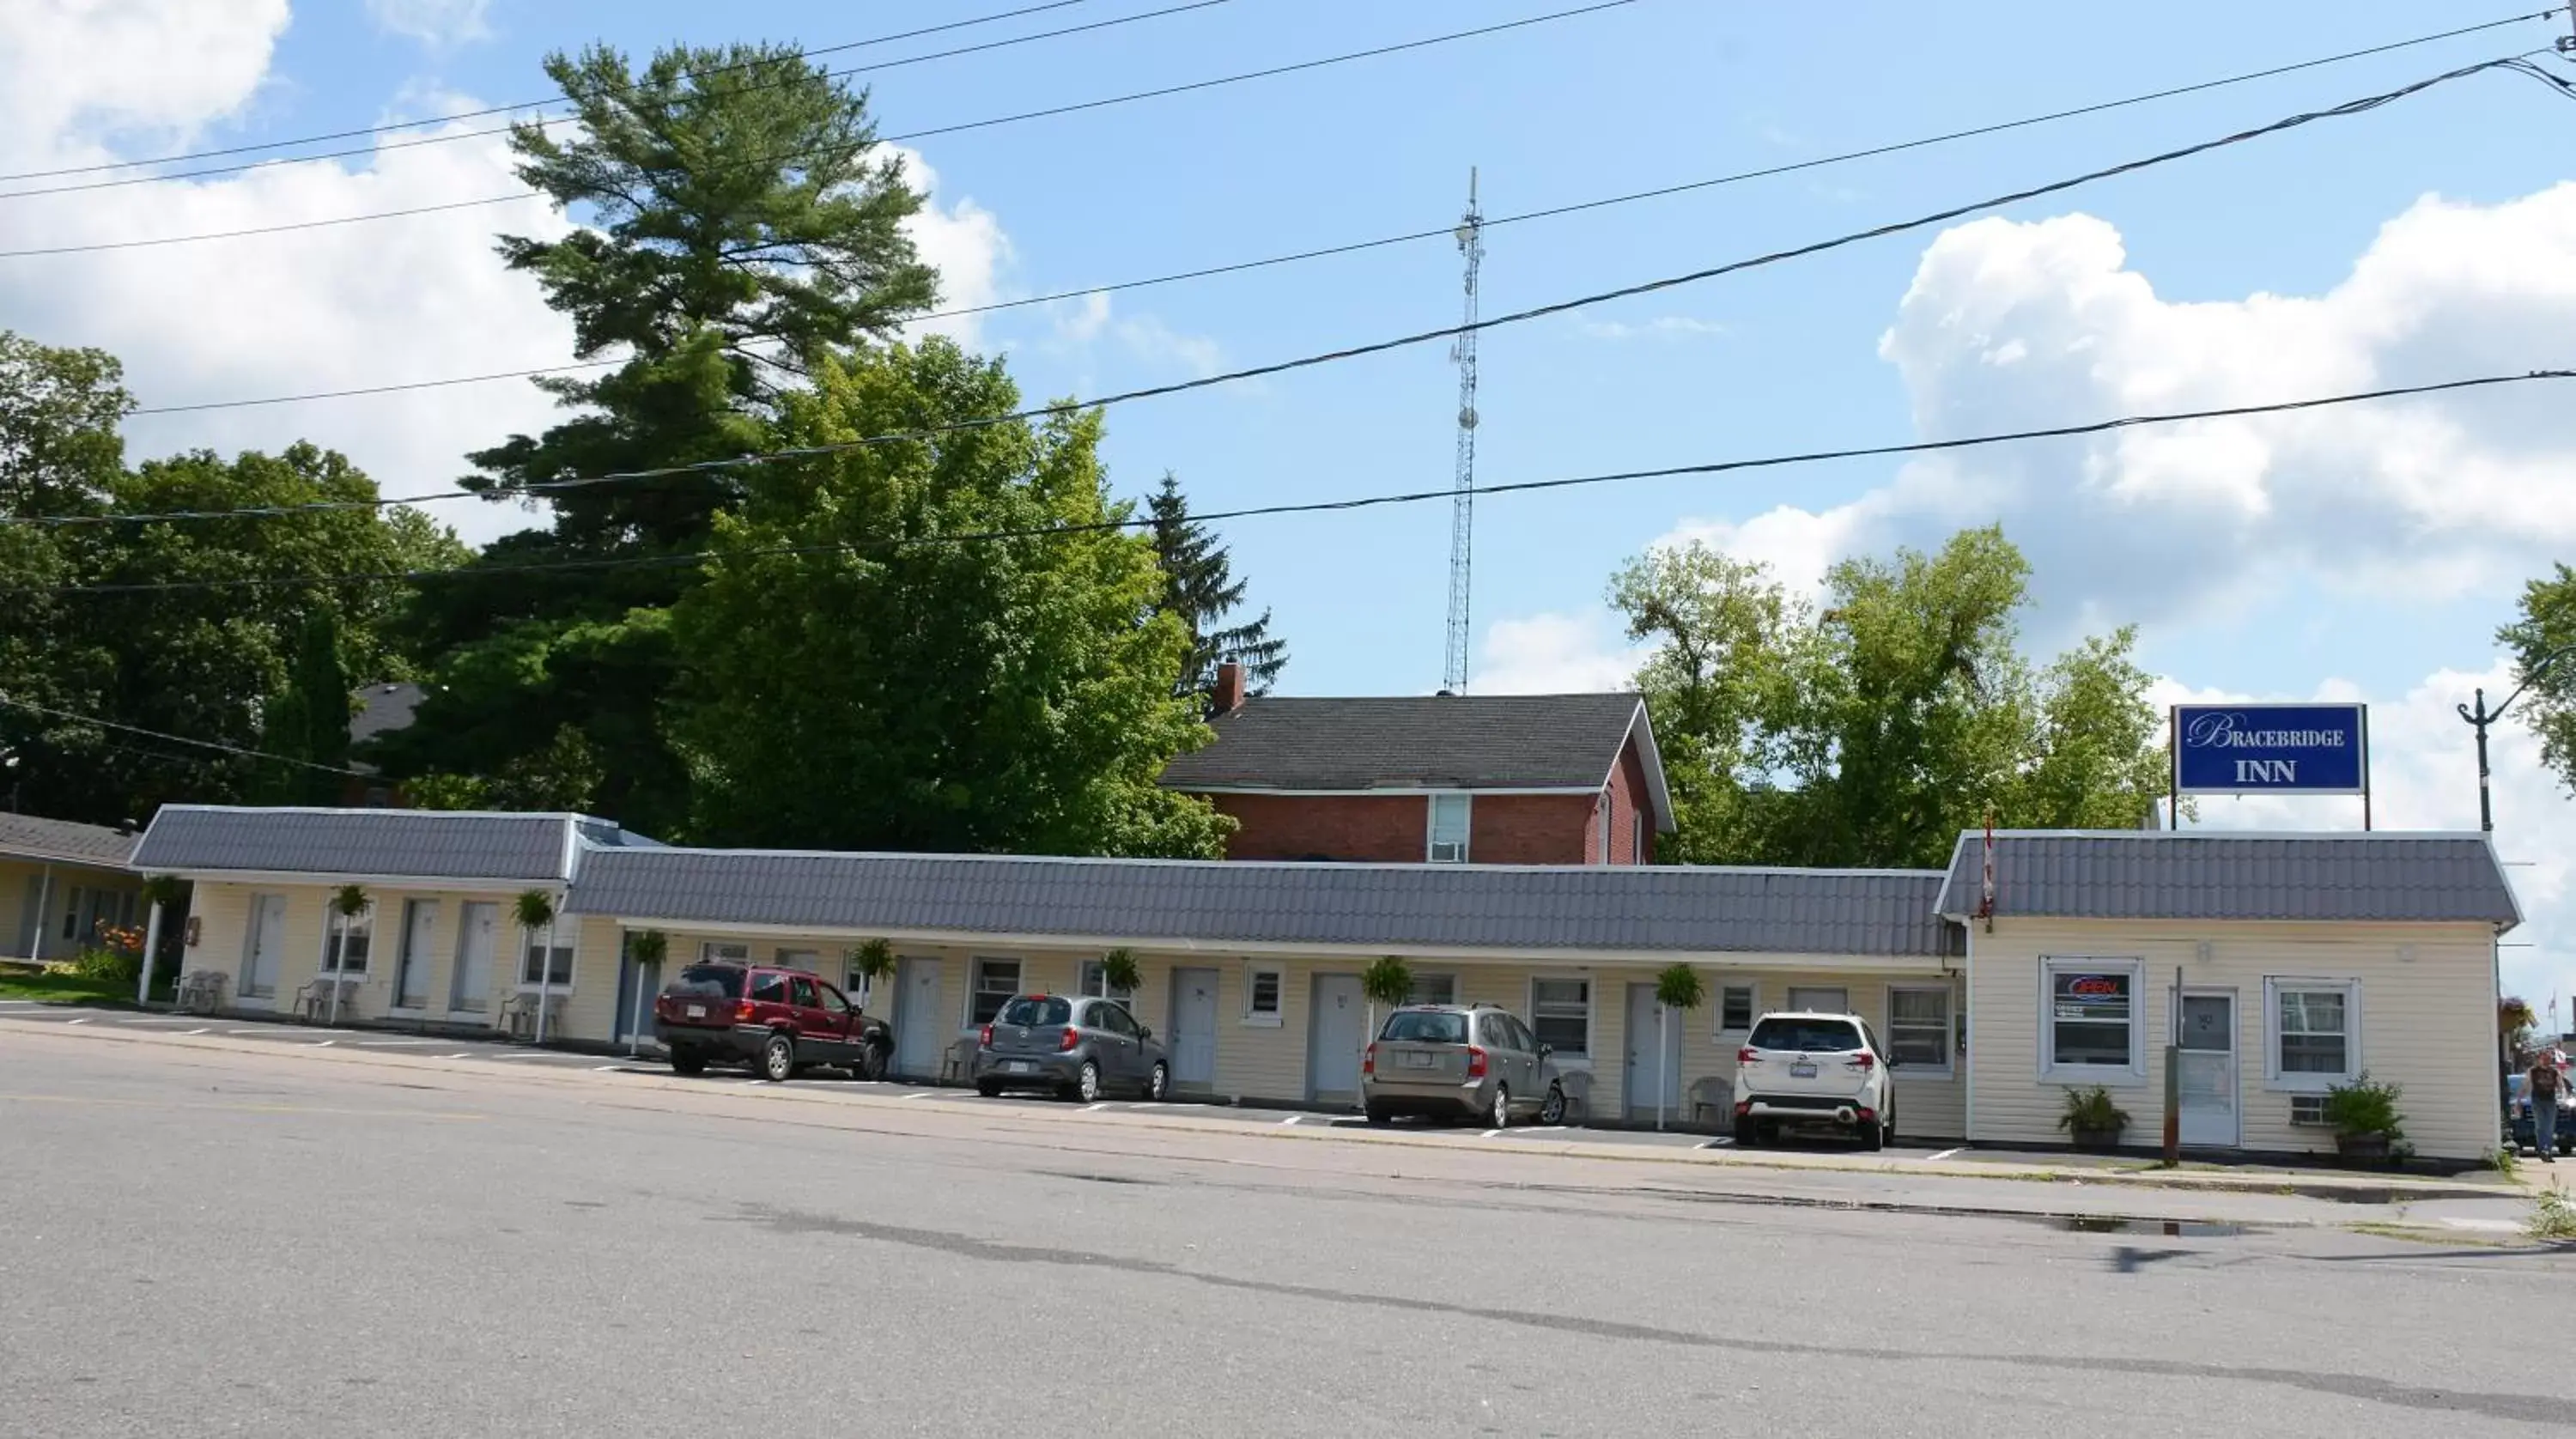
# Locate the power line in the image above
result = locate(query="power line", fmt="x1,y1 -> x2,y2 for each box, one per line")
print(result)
71,11 -> 2558,419
0,693 -> 380,778
0,0 -> 1109,185
32,368 -> 2575,595
27,55 -> 2546,531
0,1 -> 1626,201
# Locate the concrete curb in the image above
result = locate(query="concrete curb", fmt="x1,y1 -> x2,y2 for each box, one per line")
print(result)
12,1019 -> 2524,1210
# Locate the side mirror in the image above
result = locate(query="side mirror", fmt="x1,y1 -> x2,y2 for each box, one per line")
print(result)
1537,1043 -> 1554,1059
1884,1055 -> 1900,1069
1140,1026 -> 1154,1041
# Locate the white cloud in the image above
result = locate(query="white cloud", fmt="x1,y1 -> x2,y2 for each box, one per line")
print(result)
1656,185 -> 2576,637
1021,288 -> 1226,383
891,146 -> 1010,349
366,0 -> 491,49
0,6 -> 1018,549
1579,315 -> 1729,342
1473,611 -> 1645,695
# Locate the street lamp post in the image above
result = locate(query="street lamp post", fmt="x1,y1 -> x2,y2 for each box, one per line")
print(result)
2458,643 -> 2576,1130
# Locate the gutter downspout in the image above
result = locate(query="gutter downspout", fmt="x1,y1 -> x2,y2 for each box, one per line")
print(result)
137,897 -> 164,1005
28,863 -> 52,964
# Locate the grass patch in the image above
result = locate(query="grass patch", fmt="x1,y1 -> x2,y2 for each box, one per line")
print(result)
2348,1222 -> 2500,1248
0,965 -> 133,1005
2531,1186 -> 2576,1243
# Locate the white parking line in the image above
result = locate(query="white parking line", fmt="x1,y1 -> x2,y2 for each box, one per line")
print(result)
351,1039 -> 444,1047
440,1053 -> 474,1060
1278,1115 -> 1305,1126
901,1091 -> 936,1100
304,1040 -> 335,1047
1082,1102 -> 1115,1113
1480,1127 -> 1503,1138
65,1017 -> 92,1025
179,1028 -> 210,1035
1925,1146 -> 1964,1162
592,1064 -> 624,1072
487,1053 -> 568,1061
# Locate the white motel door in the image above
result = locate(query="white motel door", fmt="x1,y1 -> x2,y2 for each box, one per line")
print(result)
2175,991 -> 2239,1148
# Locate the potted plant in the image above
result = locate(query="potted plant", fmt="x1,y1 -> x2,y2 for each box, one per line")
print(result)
2322,1072 -> 2406,1164
1098,947 -> 1142,998
2057,1084 -> 2130,1151
1652,963 -> 1705,1132
845,938 -> 896,1008
1360,955 -> 1413,1041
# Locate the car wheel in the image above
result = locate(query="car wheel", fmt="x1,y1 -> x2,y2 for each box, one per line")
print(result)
1074,1060 -> 1103,1103
1756,1120 -> 1781,1145
1538,1084 -> 1566,1126
975,1079 -> 1003,1098
1364,1104 -> 1391,1126
1862,1116 -> 1886,1152
1732,1116 -> 1755,1146
758,1032 -> 795,1083
670,1052 -> 706,1077
1489,1084 -> 1511,1130
854,1040 -> 889,1082
1143,1062 -> 1170,1102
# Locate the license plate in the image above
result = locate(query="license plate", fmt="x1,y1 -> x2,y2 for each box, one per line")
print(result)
1403,1052 -> 1436,1069
1005,1060 -> 1035,1074
684,1004 -> 706,1019
1789,1060 -> 1818,1078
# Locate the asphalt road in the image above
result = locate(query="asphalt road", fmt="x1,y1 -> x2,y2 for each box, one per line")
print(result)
3,1023 -> 2571,1437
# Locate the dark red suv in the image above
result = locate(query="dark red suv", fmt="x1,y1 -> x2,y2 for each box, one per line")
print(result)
654,963 -> 892,1083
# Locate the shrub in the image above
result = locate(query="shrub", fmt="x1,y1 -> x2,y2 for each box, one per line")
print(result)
70,946 -> 140,986
2321,1072 -> 2405,1139
2056,1084 -> 2130,1135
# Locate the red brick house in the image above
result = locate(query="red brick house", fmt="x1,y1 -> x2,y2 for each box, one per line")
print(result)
1160,665 -> 1674,865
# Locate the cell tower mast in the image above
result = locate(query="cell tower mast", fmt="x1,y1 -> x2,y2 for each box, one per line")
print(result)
1443,167 -> 1484,695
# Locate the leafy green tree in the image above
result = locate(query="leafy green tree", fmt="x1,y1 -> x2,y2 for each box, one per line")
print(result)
256,609 -> 352,805
1146,473 -> 1286,702
669,339 -> 1230,858
2500,564 -> 2576,792
392,40 -> 939,831
1608,525 -> 2166,869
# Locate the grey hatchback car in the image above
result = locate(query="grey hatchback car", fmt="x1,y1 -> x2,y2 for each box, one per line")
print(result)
974,993 -> 1170,1103
1362,1004 -> 1567,1127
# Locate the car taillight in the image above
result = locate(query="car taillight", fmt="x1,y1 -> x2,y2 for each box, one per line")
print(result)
1856,1106 -> 1876,1122
1466,1046 -> 1487,1079
1059,1027 -> 1080,1052
1848,1052 -> 1876,1071
1736,1047 -> 1759,1065
978,1023 -> 993,1047
1361,1043 -> 1376,1076
734,1000 -> 756,1023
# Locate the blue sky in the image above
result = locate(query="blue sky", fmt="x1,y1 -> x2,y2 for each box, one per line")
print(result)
4,0 -> 2576,1015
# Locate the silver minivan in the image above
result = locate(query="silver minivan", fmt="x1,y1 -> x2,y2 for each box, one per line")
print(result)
1362,1004 -> 1567,1127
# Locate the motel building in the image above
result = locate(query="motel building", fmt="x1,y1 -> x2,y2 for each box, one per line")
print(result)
131,805 -> 2520,1163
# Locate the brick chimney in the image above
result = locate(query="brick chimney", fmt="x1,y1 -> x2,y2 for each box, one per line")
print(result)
1211,660 -> 1248,715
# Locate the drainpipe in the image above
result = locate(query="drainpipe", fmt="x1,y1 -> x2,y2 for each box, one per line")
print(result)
136,897 -> 164,1005
533,900 -> 560,1045
28,864 -> 51,964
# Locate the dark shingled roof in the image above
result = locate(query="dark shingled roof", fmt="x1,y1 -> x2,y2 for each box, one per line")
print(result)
1935,832 -> 2521,926
568,848 -> 1953,957
0,811 -> 138,868
1160,693 -> 1671,827
131,806 -> 641,884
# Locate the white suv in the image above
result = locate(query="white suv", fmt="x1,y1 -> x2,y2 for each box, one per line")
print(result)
1731,1011 -> 1894,1150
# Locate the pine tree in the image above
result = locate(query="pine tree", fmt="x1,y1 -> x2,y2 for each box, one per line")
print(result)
1147,473 -> 1286,703
260,609 -> 350,806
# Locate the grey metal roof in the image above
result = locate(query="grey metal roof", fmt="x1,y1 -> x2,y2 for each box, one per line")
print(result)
0,811 -> 138,868
131,806 -> 637,884
1935,831 -> 2521,926
1161,693 -> 1646,792
568,848 -> 1953,957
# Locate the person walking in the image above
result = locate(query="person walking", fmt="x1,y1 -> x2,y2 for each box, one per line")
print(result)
2529,1051 -> 2567,1162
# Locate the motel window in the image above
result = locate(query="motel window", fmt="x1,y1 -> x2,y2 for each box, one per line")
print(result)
1530,979 -> 1590,1058
1427,794 -> 1471,864
1786,987 -> 1848,1015
1717,983 -> 1757,1034
775,949 -> 822,972
2042,959 -> 2145,1078
2265,979 -> 2360,1090
1079,959 -> 1133,1003
969,958 -> 1021,1026
1244,965 -> 1284,1025
61,887 -> 83,942
1886,986 -> 1954,1076
325,903 -> 374,975
702,941 -> 750,963
1406,973 -> 1457,1007
519,940 -> 573,987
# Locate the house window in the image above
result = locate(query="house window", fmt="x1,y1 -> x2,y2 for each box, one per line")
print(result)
1595,792 -> 1611,865
1632,811 -> 1645,865
1427,793 -> 1470,864
2042,959 -> 2144,1078
775,949 -> 821,972
519,940 -> 573,987
61,887 -> 83,942
1530,978 -> 1590,1058
702,941 -> 750,962
1080,960 -> 1133,1002
1244,965 -> 1283,1025
325,904 -> 374,976
1886,986 -> 1954,1075
2265,979 -> 2360,1090
969,958 -> 1021,1026
1787,987 -> 1848,1014
1717,983 -> 1756,1033
1406,973 -> 1456,1006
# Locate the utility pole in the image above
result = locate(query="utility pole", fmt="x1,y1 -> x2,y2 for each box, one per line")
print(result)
2561,3 -> 2576,55
1442,168 -> 1484,695
2458,643 -> 2576,1128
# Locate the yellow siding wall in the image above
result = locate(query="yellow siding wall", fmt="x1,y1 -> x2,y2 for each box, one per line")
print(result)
1,859 -> 143,962
1965,919 -> 2500,1161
